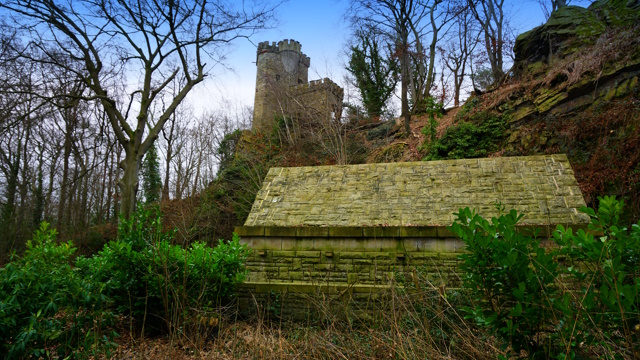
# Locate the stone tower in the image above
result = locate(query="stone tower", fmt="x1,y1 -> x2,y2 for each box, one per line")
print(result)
252,39 -> 343,132
253,39 -> 310,131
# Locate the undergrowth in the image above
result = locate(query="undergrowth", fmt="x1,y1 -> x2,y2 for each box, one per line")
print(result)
2,198 -> 638,359
423,110 -> 508,160
452,196 -> 639,359
0,206 -> 248,359
0,223 -> 116,358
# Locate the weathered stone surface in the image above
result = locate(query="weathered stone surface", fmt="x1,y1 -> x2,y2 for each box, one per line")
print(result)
243,242 -> 464,286
514,0 -> 639,68
245,154 -> 589,227
508,0 -> 640,127
514,6 -> 605,64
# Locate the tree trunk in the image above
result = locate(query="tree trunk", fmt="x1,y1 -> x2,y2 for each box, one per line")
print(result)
44,146 -> 60,221
425,31 -> 438,99
16,122 -> 32,243
105,150 -> 114,222
402,49 -> 411,135
162,118 -> 175,201
422,1 -> 441,102
454,77 -> 461,107
118,149 -> 142,220
1,141 -> 20,255
97,147 -> 108,222
58,118 -> 72,228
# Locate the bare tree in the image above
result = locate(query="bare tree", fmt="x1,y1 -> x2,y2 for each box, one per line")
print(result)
347,0 -> 426,135
535,0 -> 568,20
1,0 -> 277,219
441,6 -> 479,106
468,0 -> 507,81
409,0 -> 458,110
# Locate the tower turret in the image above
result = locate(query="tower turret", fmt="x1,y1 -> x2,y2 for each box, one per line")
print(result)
251,39 -> 343,133
253,39 -> 310,131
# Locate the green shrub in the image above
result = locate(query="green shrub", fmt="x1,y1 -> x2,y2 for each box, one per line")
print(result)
423,111 -> 506,160
0,222 -> 114,359
451,197 -> 640,358
553,196 -> 640,356
450,208 -> 561,357
366,121 -> 394,140
418,97 -> 444,153
78,206 -> 249,333
455,96 -> 480,120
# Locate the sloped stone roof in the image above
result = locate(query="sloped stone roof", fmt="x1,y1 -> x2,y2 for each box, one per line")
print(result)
244,154 -> 589,227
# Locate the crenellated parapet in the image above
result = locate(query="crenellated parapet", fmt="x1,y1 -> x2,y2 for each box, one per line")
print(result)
292,77 -> 344,98
256,39 -> 310,66
277,39 -> 302,52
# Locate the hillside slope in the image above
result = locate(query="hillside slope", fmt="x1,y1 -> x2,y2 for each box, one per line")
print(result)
187,0 -> 639,241
416,0 -> 640,221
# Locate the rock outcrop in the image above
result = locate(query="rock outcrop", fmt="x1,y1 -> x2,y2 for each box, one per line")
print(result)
450,0 -> 640,220
505,0 -> 640,125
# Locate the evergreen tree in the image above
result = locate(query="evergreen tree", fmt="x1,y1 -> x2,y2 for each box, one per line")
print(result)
142,143 -> 162,204
347,31 -> 399,119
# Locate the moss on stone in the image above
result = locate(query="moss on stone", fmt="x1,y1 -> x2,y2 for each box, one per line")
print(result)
328,227 -> 363,237
265,227 -> 297,237
296,227 -> 328,237
235,226 -> 264,237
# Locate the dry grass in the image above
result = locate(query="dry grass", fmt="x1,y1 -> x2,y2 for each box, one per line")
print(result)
541,27 -> 640,90
96,256 -> 640,359
102,271 -> 502,360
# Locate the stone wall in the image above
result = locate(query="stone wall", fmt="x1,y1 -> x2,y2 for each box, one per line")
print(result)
235,225 -> 467,318
234,225 -> 587,318
245,154 -> 590,227
290,77 -> 344,125
237,225 -> 465,286
237,154 -> 590,318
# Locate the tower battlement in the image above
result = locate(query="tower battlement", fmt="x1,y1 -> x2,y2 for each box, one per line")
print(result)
278,39 -> 301,52
293,78 -> 344,98
257,39 -> 302,53
256,39 -> 310,65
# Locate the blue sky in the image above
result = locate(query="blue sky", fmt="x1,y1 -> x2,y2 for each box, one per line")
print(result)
187,0 -> 584,116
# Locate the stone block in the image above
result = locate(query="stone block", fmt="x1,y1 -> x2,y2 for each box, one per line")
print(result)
334,264 -> 353,272
438,252 -> 461,260
289,271 -> 304,280
297,227 -> 329,237
314,263 -> 334,271
322,238 -> 368,251
363,227 -> 400,237
436,227 -> 457,237
265,227 -> 297,237
242,237 -> 281,250
235,226 -> 264,237
371,264 -> 389,272
347,273 -> 358,283
272,250 -> 296,258
329,227 -> 363,237
301,258 -> 321,264
296,251 -> 321,258
399,227 -> 438,237
371,259 -> 392,266
364,238 -> 404,251
272,257 -> 294,264
290,259 -> 302,271
281,238 -> 315,250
